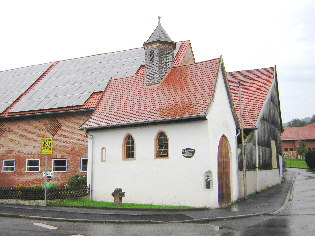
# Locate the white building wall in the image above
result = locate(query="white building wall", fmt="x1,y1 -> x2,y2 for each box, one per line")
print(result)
206,65 -> 238,207
88,121 -> 212,207
87,62 -> 238,208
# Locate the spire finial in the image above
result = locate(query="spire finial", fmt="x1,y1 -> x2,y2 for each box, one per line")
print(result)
158,16 -> 161,25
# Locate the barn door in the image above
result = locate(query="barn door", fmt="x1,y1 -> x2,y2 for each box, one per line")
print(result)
218,135 -> 231,206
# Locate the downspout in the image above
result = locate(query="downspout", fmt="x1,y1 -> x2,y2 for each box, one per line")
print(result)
86,131 -> 94,200
255,129 -> 259,192
236,128 -> 241,198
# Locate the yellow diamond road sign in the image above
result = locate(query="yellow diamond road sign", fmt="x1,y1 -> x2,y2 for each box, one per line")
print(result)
41,138 -> 53,155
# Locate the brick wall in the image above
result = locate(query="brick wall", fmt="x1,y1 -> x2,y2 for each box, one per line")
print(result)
282,139 -> 315,159
0,111 -> 92,187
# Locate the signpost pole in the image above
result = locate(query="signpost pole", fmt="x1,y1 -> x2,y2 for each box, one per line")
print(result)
44,154 -> 47,206
41,138 -> 52,207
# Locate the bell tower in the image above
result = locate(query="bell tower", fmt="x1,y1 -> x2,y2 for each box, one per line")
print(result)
144,17 -> 176,86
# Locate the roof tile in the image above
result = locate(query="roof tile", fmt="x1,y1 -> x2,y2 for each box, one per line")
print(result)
82,59 -> 220,129
281,123 -> 315,140
227,67 -> 275,128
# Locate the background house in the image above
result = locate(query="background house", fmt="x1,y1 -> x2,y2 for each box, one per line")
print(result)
281,123 -> 315,159
0,38 -> 193,187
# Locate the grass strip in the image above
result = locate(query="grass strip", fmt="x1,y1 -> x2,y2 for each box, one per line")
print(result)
49,199 -> 193,209
283,158 -> 308,169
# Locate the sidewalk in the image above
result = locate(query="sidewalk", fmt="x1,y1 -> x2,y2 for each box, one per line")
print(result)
0,170 -> 295,224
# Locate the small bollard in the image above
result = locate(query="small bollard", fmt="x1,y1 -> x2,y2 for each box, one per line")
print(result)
111,188 -> 125,205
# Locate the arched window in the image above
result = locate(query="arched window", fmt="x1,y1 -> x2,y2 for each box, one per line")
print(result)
123,134 -> 135,159
155,131 -> 168,158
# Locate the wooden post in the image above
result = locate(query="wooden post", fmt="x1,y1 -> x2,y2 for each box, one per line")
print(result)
238,81 -> 246,199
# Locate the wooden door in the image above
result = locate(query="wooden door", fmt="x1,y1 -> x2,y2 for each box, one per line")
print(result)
218,136 -> 231,206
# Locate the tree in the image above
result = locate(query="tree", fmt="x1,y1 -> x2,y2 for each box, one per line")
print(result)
310,115 -> 315,124
287,118 -> 308,127
296,140 -> 307,159
305,150 -> 315,169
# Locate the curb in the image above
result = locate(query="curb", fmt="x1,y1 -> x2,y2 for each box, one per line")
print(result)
272,172 -> 297,215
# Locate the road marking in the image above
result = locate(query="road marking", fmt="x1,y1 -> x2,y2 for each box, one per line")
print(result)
33,222 -> 58,230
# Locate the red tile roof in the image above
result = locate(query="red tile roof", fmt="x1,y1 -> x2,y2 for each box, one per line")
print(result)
82,59 -> 221,129
227,67 -> 275,128
281,123 -> 315,140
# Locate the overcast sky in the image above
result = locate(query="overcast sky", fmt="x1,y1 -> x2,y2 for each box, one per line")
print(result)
0,0 -> 314,123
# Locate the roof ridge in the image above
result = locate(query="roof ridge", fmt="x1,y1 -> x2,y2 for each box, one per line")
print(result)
0,61 -> 53,73
228,66 -> 274,74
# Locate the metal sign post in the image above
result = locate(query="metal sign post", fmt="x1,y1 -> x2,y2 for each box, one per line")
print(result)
41,138 -> 53,207
44,155 -> 47,206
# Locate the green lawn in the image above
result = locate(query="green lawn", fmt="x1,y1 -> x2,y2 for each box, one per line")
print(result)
49,199 -> 194,210
283,158 -> 308,169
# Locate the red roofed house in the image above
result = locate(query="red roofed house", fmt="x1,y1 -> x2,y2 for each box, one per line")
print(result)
81,22 -> 283,207
281,123 -> 315,159
0,27 -> 194,187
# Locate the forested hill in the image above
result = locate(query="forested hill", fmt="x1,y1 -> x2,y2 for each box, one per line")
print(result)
284,115 -> 315,127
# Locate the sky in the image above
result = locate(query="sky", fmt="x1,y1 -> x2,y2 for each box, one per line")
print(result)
0,0 -> 314,123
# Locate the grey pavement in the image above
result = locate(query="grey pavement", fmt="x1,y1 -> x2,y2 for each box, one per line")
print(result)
0,169 -> 295,224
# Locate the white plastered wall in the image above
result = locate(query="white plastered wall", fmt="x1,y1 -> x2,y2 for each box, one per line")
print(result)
205,64 -> 238,207
87,62 -> 238,208
88,121 -> 213,207
238,169 -> 281,198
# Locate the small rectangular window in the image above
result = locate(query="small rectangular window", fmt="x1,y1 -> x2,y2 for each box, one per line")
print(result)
2,160 -> 15,172
26,159 -> 40,172
81,158 -> 88,172
53,159 -> 67,172
289,148 -> 293,151
284,148 -> 288,151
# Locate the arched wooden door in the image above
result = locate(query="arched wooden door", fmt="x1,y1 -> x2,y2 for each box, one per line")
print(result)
217,135 -> 231,206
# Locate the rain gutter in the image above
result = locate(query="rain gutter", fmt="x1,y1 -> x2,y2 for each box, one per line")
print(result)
81,115 -> 207,131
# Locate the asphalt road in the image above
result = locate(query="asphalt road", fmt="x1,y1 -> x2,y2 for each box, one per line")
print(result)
0,168 -> 314,235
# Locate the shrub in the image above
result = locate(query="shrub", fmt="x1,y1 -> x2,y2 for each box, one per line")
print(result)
68,175 -> 87,188
305,150 -> 315,169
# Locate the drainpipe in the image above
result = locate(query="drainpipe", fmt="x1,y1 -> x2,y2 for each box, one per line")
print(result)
86,132 -> 94,200
255,129 -> 259,192
235,128 -> 241,198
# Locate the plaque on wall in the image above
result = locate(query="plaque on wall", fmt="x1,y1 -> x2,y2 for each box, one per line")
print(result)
182,148 -> 195,158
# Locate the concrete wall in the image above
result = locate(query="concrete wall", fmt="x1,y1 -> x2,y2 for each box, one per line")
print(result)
238,168 -> 282,198
88,63 -> 238,208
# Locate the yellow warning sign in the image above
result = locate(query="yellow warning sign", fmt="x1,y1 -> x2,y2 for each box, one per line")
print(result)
41,138 -> 53,155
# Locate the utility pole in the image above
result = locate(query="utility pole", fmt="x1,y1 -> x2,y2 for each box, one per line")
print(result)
238,81 -> 246,199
